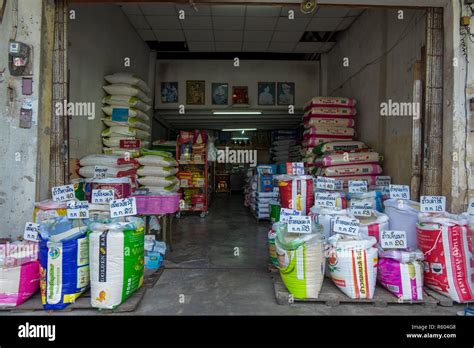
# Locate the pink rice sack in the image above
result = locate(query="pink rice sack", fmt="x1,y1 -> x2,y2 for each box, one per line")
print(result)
0,261 -> 40,307
305,97 -> 357,109
324,175 -> 378,187
305,117 -> 355,128
303,136 -> 353,148
315,151 -> 380,167
303,126 -> 355,138
304,106 -> 357,118
317,164 -> 382,177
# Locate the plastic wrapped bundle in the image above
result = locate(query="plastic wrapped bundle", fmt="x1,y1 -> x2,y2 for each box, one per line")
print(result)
274,222 -> 325,299
327,234 -> 378,299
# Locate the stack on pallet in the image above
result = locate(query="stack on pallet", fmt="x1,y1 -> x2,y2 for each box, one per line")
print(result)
270,130 -> 300,165
101,72 -> 152,158
302,97 -> 356,172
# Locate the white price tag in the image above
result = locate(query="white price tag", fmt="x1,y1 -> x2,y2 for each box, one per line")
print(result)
334,180 -> 344,191
293,162 -> 305,175
23,222 -> 40,242
51,184 -> 75,202
94,166 -> 109,179
348,180 -> 368,193
468,198 -> 474,216
110,197 -> 137,218
67,201 -> 90,219
316,177 -> 336,190
280,208 -> 301,223
376,176 -> 391,187
195,178 -> 205,187
180,179 -> 189,187
91,189 -> 115,204
315,192 -> 337,208
333,216 -> 360,236
381,230 -> 407,249
287,216 -> 312,234
389,185 -> 410,200
420,196 -> 446,213
350,201 -> 372,217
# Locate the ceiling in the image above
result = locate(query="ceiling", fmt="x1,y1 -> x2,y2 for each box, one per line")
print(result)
120,3 -> 364,57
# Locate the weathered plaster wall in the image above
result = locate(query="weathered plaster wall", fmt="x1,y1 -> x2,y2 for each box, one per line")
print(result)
0,0 -> 43,238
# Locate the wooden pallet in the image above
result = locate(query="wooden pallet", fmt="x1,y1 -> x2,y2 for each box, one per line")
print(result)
273,275 -> 438,307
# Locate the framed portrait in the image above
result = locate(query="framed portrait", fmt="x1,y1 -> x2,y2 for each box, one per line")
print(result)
161,82 -> 178,103
211,83 -> 228,105
257,82 -> 276,105
277,82 -> 295,105
232,86 -> 249,105
186,80 -> 205,105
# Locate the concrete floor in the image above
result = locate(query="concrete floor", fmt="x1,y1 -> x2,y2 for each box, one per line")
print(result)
7,194 -> 466,316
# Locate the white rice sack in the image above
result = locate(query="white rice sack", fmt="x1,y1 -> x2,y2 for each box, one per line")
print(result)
327,234 -> 378,299
102,136 -> 149,148
102,118 -> 151,132
79,165 -> 137,178
137,176 -> 179,187
102,147 -> 141,158
101,126 -> 151,140
79,154 -> 138,168
137,155 -> 177,167
102,95 -> 151,112
103,84 -> 152,103
102,106 -> 150,122
104,73 -> 151,95
137,166 -> 178,177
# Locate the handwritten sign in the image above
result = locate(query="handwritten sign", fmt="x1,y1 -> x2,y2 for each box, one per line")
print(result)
52,184 -> 75,202
348,180 -> 368,194
280,208 -> 301,223
67,201 -> 89,219
315,192 -> 337,208
389,185 -> 410,200
420,196 -> 446,213
333,216 -> 360,236
91,189 -> 115,204
94,166 -> 109,179
315,177 -> 336,190
119,139 -> 140,149
350,201 -> 372,217
376,176 -> 391,187
468,198 -> 474,215
380,230 -> 407,249
288,216 -> 312,234
23,222 -> 40,242
110,197 -> 137,218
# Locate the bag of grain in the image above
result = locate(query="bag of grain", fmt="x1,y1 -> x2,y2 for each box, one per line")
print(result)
278,175 -> 314,215
274,222 -> 325,299
39,217 -> 89,310
384,199 -> 420,249
377,248 -> 424,301
417,213 -> 474,303
327,234 -> 378,299
88,217 -> 145,309
0,261 -> 40,307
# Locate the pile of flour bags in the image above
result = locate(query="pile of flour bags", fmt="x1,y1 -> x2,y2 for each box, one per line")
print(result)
0,214 -> 148,310
302,97 -> 383,187
267,175 -> 474,303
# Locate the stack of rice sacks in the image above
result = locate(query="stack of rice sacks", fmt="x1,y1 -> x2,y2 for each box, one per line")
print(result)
302,97 -> 357,171
136,150 -> 179,194
101,73 -> 153,158
270,130 -> 301,164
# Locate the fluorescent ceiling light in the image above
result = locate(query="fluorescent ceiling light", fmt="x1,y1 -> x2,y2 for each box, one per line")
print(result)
213,111 -> 262,115
232,137 -> 249,140
222,128 -> 257,132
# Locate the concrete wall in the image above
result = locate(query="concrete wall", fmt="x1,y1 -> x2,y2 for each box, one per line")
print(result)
68,4 -> 151,162
0,0 -> 43,238
155,60 -> 319,110
325,8 -> 426,186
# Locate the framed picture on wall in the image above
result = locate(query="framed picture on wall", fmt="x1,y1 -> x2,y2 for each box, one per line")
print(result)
277,82 -> 295,105
211,83 -> 229,105
186,80 -> 205,105
161,82 -> 178,103
232,86 -> 249,105
257,82 -> 276,105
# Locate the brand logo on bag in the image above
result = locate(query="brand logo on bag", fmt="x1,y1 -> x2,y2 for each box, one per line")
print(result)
99,231 -> 107,282
48,247 -> 60,259
217,147 -> 257,167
